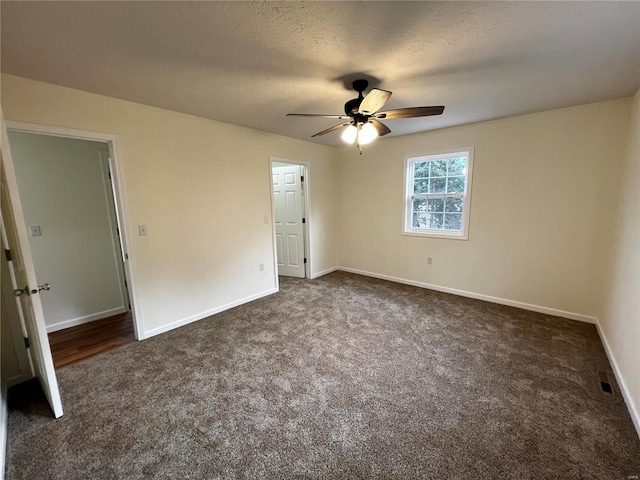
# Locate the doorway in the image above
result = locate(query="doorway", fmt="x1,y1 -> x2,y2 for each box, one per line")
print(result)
271,158 -> 310,279
5,123 -> 140,370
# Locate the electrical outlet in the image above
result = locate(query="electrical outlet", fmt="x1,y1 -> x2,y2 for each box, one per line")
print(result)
259,263 -> 264,271
264,216 -> 269,224
427,257 -> 433,265
138,225 -> 148,236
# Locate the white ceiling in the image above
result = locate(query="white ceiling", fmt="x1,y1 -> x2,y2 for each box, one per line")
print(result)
2,1 -> 639,146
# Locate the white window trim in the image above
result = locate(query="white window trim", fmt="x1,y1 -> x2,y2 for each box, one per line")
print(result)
403,147 -> 474,240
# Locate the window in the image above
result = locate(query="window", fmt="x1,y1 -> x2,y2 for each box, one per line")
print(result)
403,148 -> 474,239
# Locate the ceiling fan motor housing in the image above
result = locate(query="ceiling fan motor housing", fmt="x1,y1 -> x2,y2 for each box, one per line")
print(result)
344,79 -> 369,116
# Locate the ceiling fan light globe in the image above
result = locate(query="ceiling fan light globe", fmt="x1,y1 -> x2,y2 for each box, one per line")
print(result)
341,124 -> 358,144
358,122 -> 379,145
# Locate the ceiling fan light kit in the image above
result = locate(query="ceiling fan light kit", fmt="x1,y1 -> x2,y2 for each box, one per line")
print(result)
341,124 -> 358,144
287,79 -> 445,154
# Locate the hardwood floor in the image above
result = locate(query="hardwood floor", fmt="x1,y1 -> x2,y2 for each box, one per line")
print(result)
48,311 -> 135,369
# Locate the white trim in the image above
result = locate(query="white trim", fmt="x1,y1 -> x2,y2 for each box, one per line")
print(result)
337,267 -> 598,324
5,375 -> 27,389
98,150 -> 129,314
595,322 -> 640,438
143,287 -> 278,339
0,380 -> 8,480
45,307 -> 126,333
310,266 -> 339,279
267,158 -> 280,291
269,157 -> 312,279
4,121 -> 144,341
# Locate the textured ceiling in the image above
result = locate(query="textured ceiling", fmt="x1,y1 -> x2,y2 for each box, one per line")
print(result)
1,1 -> 639,146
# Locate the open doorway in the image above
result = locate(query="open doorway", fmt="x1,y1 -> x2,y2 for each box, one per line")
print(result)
270,158 -> 310,279
5,124 -> 140,370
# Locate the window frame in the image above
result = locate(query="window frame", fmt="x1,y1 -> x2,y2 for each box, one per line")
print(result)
403,147 -> 474,240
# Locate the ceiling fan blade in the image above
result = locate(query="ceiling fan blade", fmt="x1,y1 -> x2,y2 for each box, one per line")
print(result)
287,113 -> 350,119
376,106 -> 444,119
311,122 -> 352,137
358,88 -> 392,115
370,119 -> 391,137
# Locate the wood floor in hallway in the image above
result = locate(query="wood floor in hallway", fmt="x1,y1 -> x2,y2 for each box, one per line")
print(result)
48,311 -> 135,369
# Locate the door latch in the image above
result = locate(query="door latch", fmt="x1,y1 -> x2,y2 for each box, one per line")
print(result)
13,286 -> 30,297
13,283 -> 51,296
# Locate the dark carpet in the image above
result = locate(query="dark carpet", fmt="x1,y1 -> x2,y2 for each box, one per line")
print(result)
6,272 -> 640,479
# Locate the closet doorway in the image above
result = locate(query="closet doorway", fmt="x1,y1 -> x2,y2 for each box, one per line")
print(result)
271,158 -> 310,279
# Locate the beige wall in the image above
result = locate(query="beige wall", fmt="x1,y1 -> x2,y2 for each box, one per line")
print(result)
8,132 -> 126,330
337,99 -> 630,319
1,74 -> 338,337
599,89 -> 640,431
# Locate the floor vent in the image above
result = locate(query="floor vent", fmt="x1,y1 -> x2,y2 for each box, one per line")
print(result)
598,370 -> 614,395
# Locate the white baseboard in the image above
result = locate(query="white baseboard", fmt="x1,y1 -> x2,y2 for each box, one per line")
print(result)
595,321 -> 640,438
337,267 -> 598,324
45,306 -> 126,333
144,287 -> 278,339
5,376 -> 27,390
310,266 -> 339,279
1,380 -> 8,480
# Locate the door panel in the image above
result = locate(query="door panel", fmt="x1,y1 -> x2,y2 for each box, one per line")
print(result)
287,235 -> 300,266
272,165 -> 305,278
1,112 -> 63,418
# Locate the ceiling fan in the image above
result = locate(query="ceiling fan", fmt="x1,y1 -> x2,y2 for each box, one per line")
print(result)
286,79 -> 444,152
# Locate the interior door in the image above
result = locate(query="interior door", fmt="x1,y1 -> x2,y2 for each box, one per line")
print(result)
272,164 -> 305,278
1,111 -> 63,418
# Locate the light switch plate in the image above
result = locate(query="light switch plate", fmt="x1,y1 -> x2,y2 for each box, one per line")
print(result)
138,225 -> 148,236
30,225 -> 42,237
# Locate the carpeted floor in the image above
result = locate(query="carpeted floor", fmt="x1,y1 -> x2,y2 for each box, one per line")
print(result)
6,272 -> 640,479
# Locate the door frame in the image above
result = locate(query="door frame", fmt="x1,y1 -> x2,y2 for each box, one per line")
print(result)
269,157 -> 311,283
5,121 -> 143,340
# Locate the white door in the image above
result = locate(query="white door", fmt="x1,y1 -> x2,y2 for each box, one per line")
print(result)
272,165 -> 305,278
1,111 -> 63,418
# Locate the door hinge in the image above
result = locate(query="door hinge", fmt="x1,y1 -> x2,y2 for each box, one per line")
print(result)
302,218 -> 306,224
304,258 -> 307,264
23,337 -> 30,349
108,171 -> 112,180
4,249 -> 12,262
301,175 -> 304,182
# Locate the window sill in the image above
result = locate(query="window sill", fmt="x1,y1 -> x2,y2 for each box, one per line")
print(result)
402,230 -> 469,240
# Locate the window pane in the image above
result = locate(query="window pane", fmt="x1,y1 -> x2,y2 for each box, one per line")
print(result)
427,198 -> 444,212
428,213 -> 444,229
448,157 -> 467,175
444,213 -> 462,230
430,160 -> 447,177
446,176 -> 465,193
413,162 -> 429,179
413,179 -> 429,194
429,177 -> 446,193
412,198 -> 428,228
445,197 -> 463,212
412,212 -> 427,228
